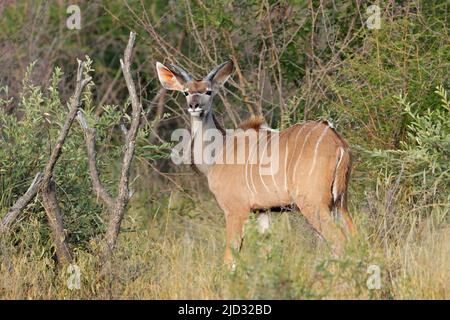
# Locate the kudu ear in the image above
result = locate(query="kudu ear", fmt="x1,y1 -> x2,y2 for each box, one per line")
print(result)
156,62 -> 192,91
204,60 -> 234,89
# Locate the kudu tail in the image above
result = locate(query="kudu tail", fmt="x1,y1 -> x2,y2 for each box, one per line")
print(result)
331,146 -> 356,235
332,147 -> 351,207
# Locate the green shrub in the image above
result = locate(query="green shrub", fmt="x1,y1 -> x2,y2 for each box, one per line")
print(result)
0,60 -> 169,253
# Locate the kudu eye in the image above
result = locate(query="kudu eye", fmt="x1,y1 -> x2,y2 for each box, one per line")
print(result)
206,91 -> 212,96
184,91 -> 189,96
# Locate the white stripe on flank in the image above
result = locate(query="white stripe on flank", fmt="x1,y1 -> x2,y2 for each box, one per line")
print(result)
292,124 -> 320,184
244,133 -> 253,195
308,125 -> 329,177
269,132 -> 281,195
286,124 -> 308,190
245,133 -> 259,196
283,138 -> 289,192
258,135 -> 270,193
266,133 -> 280,194
333,147 -> 345,202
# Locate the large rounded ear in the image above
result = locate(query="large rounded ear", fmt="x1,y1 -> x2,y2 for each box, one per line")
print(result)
156,62 -> 191,91
204,60 -> 234,89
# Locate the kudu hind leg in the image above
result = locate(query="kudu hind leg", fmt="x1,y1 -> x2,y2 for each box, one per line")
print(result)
337,200 -> 357,236
256,212 -> 271,234
297,201 -> 347,255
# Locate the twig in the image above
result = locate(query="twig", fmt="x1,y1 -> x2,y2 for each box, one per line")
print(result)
0,172 -> 43,233
148,88 -> 167,144
77,111 -> 115,211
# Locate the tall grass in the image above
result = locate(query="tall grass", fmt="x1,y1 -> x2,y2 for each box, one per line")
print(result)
1,182 -> 448,299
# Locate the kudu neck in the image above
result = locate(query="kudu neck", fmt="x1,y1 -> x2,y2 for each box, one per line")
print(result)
190,110 -> 225,176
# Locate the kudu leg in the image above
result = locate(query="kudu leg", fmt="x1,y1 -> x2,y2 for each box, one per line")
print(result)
297,202 -> 347,255
256,212 -> 271,234
337,201 -> 357,236
223,209 -> 249,266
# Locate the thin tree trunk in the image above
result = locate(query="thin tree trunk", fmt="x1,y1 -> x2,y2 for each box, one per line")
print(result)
40,59 -> 92,265
102,32 -> 142,261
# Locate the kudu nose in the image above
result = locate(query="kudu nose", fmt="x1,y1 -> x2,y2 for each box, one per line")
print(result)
190,104 -> 200,109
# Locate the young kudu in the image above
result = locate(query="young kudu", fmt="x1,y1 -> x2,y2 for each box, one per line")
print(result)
156,60 -> 356,266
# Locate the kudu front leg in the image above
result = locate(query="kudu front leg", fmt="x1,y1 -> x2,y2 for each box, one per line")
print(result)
223,208 -> 250,267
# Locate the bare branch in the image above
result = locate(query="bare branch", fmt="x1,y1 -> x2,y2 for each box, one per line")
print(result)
0,172 -> 43,233
77,111 -> 115,211
40,59 -> 91,265
103,31 -> 142,260
148,88 -> 167,144
42,60 -> 92,178
74,33 -> 143,271
41,179 -> 72,264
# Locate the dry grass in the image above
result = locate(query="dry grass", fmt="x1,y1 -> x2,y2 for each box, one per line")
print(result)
1,187 -> 448,300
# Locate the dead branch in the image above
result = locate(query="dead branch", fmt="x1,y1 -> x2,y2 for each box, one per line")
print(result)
0,172 -> 43,233
77,112 -> 115,211
40,59 -> 92,265
77,32 -> 142,269
41,180 -> 73,264
103,31 -> 142,258
148,88 -> 167,144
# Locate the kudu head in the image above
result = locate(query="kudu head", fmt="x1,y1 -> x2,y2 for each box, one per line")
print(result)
156,60 -> 234,118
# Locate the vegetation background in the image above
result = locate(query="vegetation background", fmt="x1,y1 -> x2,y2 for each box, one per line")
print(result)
0,0 -> 448,299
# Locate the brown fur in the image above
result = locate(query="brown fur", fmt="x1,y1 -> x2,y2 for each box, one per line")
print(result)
236,116 -> 266,130
186,80 -> 209,93
156,60 -> 355,265
206,120 -> 357,264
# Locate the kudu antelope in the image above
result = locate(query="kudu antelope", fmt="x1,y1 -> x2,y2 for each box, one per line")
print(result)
156,60 -> 356,265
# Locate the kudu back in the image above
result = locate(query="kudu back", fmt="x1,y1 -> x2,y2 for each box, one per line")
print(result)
156,60 -> 356,265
